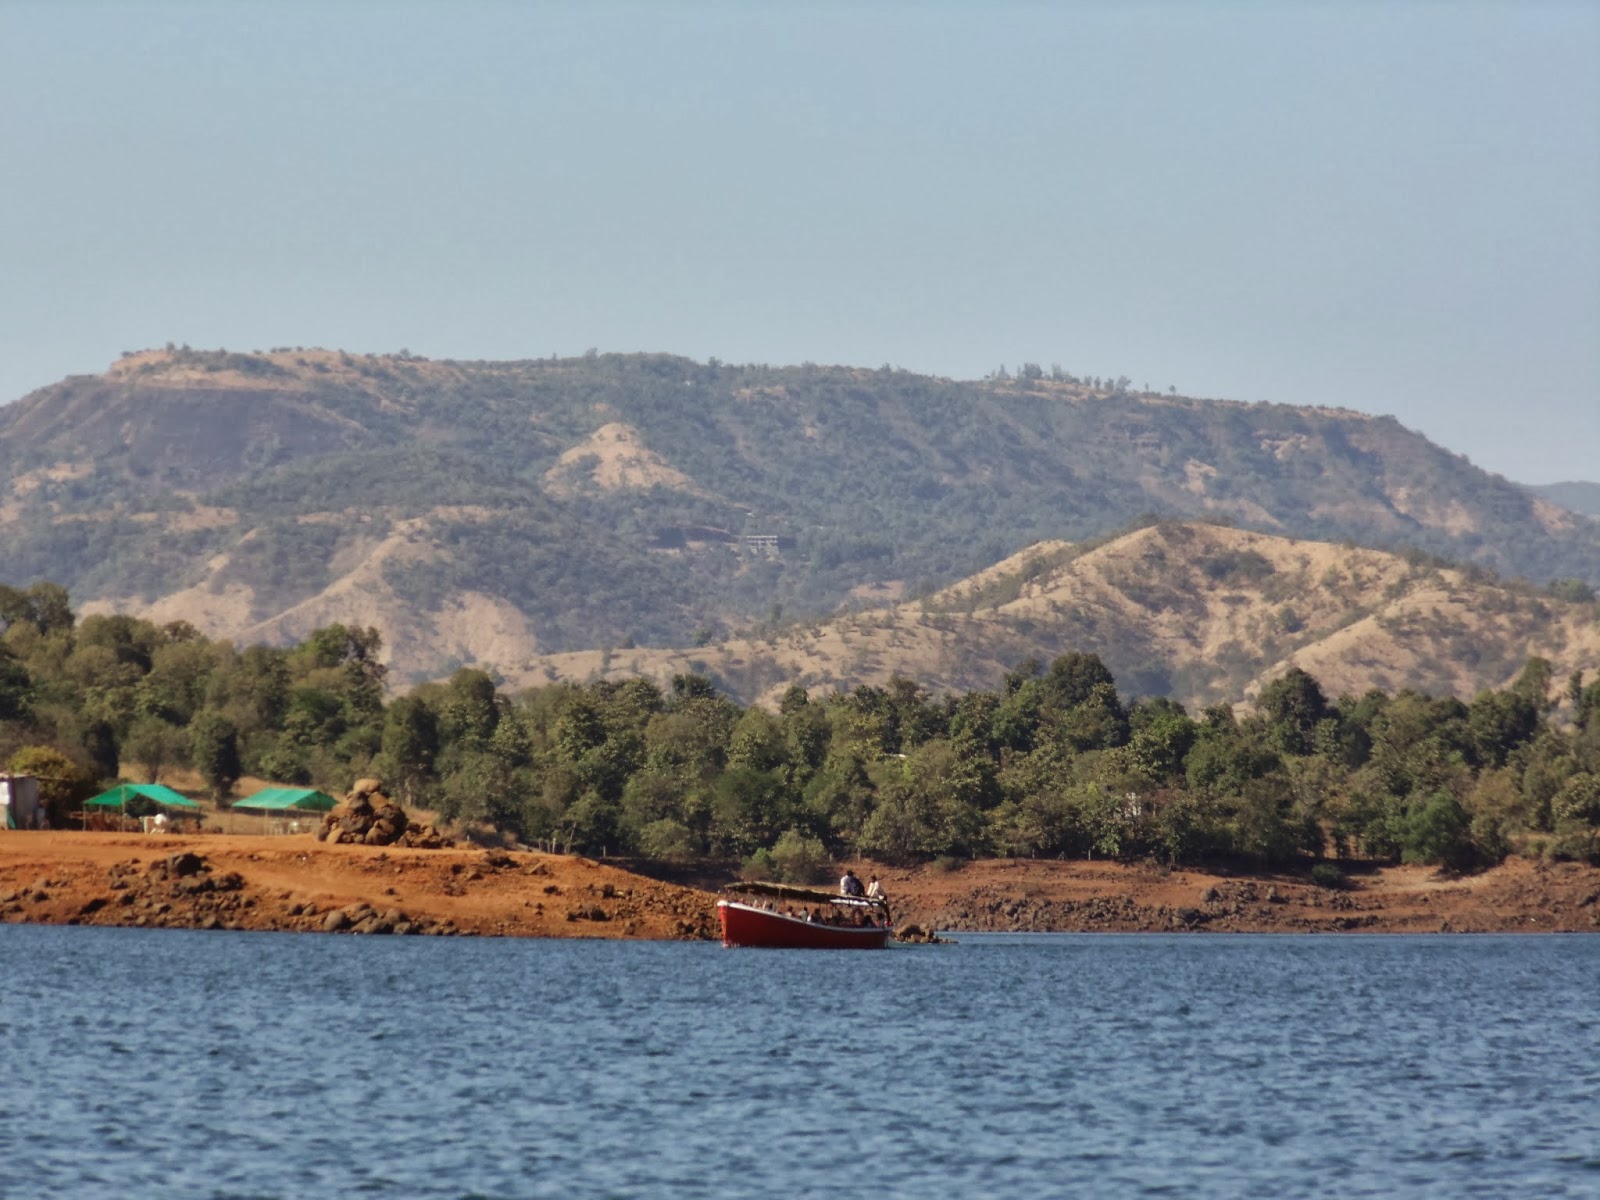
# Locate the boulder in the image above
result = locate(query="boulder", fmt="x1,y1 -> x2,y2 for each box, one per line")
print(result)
374,804 -> 408,833
166,852 -> 206,878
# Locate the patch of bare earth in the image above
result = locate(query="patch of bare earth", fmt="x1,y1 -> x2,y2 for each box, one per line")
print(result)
543,422 -> 709,497
0,833 -> 716,940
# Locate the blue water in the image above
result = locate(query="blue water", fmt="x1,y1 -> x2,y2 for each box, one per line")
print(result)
1,928 -> 1597,1199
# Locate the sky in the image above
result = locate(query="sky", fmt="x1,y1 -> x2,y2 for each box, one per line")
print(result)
2,1 -> 1596,484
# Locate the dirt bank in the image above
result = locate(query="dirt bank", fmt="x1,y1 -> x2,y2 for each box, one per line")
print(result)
4,833 -> 1598,938
0,832 -> 716,940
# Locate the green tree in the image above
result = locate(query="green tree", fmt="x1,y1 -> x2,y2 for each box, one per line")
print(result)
189,711 -> 242,802
379,695 -> 439,805
8,745 -> 93,826
1401,790 -> 1477,870
766,828 -> 830,883
1256,667 -> 1331,756
1467,689 -> 1540,769
122,717 -> 187,783
438,668 -> 500,749
0,651 -> 34,722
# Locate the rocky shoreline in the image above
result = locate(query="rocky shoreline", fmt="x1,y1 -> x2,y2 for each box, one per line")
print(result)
4,833 -> 1599,939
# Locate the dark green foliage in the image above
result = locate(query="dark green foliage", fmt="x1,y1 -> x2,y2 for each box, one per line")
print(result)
0,576 -> 1593,868
1401,791 -> 1478,871
189,711 -> 241,802
380,696 -> 439,804
1310,862 -> 1347,889
1256,668 -> 1331,757
0,652 -> 34,722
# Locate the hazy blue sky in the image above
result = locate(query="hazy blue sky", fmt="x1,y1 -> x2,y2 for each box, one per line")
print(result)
2,2 -> 1595,483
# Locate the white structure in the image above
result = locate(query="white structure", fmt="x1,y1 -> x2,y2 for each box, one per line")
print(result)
0,776 -> 45,829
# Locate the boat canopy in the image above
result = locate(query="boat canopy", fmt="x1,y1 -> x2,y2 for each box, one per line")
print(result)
722,880 -> 889,912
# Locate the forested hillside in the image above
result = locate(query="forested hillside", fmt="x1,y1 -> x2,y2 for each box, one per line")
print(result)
2,581 -> 1597,876
1,347 -> 1596,683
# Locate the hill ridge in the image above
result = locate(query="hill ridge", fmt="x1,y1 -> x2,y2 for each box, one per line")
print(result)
4,347 -> 1598,687
500,522 -> 1600,711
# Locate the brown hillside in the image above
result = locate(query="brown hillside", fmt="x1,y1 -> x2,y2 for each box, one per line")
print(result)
500,522 -> 1600,710
6,349 -> 1598,688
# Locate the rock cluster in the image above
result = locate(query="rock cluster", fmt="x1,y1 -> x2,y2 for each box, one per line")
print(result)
315,901 -> 460,936
90,852 -> 250,931
315,778 -> 451,848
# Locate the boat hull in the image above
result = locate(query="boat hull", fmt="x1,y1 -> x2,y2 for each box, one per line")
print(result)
717,900 -> 892,949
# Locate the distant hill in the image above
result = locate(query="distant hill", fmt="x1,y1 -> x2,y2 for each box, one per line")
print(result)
508,522 -> 1600,709
1530,481 -> 1600,519
2,347 -> 1597,685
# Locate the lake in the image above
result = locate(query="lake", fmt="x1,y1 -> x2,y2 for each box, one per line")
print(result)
1,927 -> 1597,1198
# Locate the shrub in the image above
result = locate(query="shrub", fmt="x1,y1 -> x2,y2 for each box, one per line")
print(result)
1310,862 -> 1347,889
7,746 -> 93,826
1547,824 -> 1600,865
1401,791 -> 1477,870
637,818 -> 697,863
931,854 -> 965,874
738,848 -> 776,881
767,828 -> 830,884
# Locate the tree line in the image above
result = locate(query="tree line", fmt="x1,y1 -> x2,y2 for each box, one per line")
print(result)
2,580 -> 1598,875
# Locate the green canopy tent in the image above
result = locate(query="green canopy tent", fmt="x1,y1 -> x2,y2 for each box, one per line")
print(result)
82,783 -> 201,830
233,787 -> 337,834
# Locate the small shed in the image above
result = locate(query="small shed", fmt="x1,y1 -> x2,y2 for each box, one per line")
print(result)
1,776 -> 45,829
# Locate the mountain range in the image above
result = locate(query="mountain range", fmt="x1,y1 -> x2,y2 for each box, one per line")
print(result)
1,346 -> 1596,695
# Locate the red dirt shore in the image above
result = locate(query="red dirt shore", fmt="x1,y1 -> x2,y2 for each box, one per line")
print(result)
0,832 -> 716,940
3,832 -> 1598,938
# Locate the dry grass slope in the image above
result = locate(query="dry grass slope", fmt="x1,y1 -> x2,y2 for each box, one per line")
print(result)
498,522 -> 1600,710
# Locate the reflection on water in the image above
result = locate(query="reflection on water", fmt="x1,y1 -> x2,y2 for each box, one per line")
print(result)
2,927 -> 1598,1198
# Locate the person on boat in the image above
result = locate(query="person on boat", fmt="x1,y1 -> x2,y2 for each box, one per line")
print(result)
840,868 -> 864,897
865,875 -> 884,900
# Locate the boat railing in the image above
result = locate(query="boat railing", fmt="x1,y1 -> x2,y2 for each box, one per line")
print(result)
719,881 -> 892,923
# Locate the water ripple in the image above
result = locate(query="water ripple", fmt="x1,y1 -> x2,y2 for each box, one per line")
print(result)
1,928 -> 1597,1198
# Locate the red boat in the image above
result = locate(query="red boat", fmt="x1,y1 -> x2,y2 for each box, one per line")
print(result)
717,881 -> 893,949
